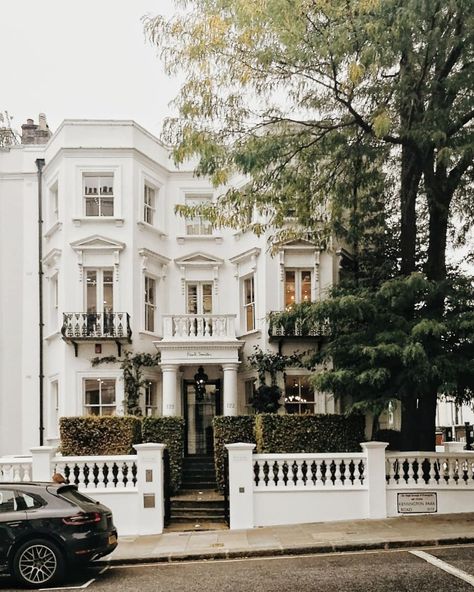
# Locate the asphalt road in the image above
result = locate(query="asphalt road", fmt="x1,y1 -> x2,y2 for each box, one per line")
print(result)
1,545 -> 474,591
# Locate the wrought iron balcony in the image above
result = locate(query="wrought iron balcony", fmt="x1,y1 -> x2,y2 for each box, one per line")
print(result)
61,312 -> 132,355
162,314 -> 237,340
268,311 -> 330,341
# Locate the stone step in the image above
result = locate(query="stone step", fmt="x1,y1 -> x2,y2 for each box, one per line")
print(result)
180,481 -> 217,490
169,515 -> 225,523
172,500 -> 225,510
171,508 -> 225,518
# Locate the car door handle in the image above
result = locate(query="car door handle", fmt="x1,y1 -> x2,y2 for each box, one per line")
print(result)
6,522 -> 22,527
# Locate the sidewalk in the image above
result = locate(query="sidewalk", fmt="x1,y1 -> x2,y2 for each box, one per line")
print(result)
107,513 -> 474,565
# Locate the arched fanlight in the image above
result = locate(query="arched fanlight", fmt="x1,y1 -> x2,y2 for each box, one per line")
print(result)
194,366 -> 208,401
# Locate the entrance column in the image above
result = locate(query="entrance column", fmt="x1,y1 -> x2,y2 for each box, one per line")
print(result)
161,364 -> 179,416
223,363 -> 239,416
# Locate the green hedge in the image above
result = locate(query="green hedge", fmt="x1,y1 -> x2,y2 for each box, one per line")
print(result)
59,416 -> 142,456
213,416 -> 255,492
254,413 -> 365,453
142,416 -> 185,493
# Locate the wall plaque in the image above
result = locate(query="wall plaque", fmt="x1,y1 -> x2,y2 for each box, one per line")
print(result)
397,492 -> 437,514
143,493 -> 155,509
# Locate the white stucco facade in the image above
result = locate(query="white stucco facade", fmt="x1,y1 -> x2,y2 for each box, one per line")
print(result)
0,119 -> 344,456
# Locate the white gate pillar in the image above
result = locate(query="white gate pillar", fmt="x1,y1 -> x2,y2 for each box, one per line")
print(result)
161,364 -> 179,416
222,363 -> 239,416
361,441 -> 388,519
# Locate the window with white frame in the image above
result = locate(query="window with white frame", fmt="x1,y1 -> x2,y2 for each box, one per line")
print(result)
84,378 -> 116,416
284,375 -> 315,414
185,194 -> 212,236
49,274 -> 59,328
83,174 -> 114,216
244,379 -> 256,414
144,184 -> 156,225
284,269 -> 312,309
144,276 -> 156,332
145,381 -> 158,416
48,380 -> 59,437
242,276 -> 255,332
49,181 -> 59,223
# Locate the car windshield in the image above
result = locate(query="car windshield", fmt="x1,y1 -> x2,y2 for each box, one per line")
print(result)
56,487 -> 99,506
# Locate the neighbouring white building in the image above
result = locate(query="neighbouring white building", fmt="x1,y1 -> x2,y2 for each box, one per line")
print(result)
0,116 -> 470,457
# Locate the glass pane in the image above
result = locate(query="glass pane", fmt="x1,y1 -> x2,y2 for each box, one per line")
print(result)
244,277 -> 254,305
103,270 -> 114,311
83,176 -> 99,195
0,490 -> 17,513
101,407 -> 115,416
285,271 -> 296,309
101,380 -> 116,405
202,284 -> 213,314
246,303 -> 255,331
145,304 -> 154,332
187,285 -> 198,314
85,197 -> 99,216
84,381 -> 100,405
101,197 -> 114,216
86,272 -> 97,313
99,176 -> 113,195
85,406 -> 100,416
301,271 -> 312,303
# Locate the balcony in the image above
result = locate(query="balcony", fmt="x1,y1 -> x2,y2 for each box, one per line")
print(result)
162,314 -> 237,340
268,311 -> 330,342
61,312 -> 132,356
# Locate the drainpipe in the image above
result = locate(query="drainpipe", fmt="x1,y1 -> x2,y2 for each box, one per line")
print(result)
36,158 -> 45,446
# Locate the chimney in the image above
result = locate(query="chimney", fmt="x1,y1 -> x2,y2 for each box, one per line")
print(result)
21,113 -> 52,145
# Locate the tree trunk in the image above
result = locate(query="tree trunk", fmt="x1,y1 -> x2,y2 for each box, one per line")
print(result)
418,391 -> 438,452
400,145 -> 422,276
400,396 -> 419,451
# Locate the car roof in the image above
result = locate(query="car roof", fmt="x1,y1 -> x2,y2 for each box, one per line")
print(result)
0,482 -> 75,491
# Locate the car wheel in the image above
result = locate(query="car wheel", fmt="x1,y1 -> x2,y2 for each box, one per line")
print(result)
13,538 -> 65,587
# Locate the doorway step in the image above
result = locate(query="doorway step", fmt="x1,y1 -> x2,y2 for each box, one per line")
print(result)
167,490 -> 227,531
181,455 -> 217,490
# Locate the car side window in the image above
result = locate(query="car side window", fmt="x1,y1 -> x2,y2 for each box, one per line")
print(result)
0,489 -> 18,513
18,492 -> 44,510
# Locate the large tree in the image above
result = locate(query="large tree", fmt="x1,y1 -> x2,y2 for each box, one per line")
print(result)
146,0 -> 474,449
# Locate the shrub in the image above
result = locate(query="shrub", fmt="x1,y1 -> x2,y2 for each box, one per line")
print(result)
59,416 -> 142,456
373,429 -> 401,451
213,416 -> 255,491
142,416 -> 185,493
254,413 -> 365,453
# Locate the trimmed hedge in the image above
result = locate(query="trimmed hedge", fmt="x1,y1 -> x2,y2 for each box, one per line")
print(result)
213,416 -> 255,492
254,413 -> 365,453
142,416 -> 185,493
59,416 -> 142,456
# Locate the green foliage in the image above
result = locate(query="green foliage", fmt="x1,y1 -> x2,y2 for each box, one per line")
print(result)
254,414 -> 365,454
247,346 -> 306,412
142,417 -> 185,493
59,416 -> 142,456
373,429 -> 402,451
213,416 -> 255,491
91,351 -> 161,416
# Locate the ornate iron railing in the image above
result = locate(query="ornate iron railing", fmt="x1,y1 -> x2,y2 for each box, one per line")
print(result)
268,311 -> 330,339
61,312 -> 132,340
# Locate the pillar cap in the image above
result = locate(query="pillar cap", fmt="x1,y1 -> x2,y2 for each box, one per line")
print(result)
361,441 -> 389,450
30,446 -> 57,453
134,443 -> 167,451
225,443 -> 256,451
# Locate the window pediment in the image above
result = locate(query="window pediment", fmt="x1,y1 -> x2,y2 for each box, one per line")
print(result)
70,235 -> 125,252
174,251 -> 224,268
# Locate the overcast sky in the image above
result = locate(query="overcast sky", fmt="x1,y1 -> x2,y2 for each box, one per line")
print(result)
1,0 -> 179,138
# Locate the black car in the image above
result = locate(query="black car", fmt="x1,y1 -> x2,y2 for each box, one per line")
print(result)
0,482 -> 117,587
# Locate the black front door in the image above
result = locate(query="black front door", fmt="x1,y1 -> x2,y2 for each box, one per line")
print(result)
184,380 -> 221,456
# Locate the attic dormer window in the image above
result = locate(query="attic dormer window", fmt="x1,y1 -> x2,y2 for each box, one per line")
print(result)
83,174 -> 114,216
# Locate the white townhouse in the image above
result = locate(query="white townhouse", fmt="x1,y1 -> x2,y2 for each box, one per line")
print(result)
0,115 -> 466,457
0,116 -> 346,457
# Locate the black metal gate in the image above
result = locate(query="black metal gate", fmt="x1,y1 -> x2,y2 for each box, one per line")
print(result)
163,448 -> 171,527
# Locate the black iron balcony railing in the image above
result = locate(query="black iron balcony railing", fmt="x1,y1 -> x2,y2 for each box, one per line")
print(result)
268,311 -> 330,341
61,312 -> 132,355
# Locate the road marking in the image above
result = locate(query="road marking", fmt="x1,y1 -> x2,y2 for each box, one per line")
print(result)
40,566 -> 109,591
410,550 -> 474,587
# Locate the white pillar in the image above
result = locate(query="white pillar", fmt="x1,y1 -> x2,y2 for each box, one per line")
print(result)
161,364 -> 179,416
226,443 -> 255,530
133,443 -> 166,535
223,363 -> 239,416
361,441 -> 388,519
31,446 -> 56,481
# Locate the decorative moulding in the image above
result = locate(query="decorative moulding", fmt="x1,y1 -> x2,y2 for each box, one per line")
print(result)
44,221 -> 62,239
70,235 -> 125,282
176,235 -> 223,245
137,220 -> 167,238
72,217 -> 124,227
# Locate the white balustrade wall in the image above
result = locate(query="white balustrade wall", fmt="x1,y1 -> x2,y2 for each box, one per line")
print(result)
226,442 -> 474,530
0,444 -> 166,537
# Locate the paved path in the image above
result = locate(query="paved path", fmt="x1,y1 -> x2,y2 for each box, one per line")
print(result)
109,512 -> 474,564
